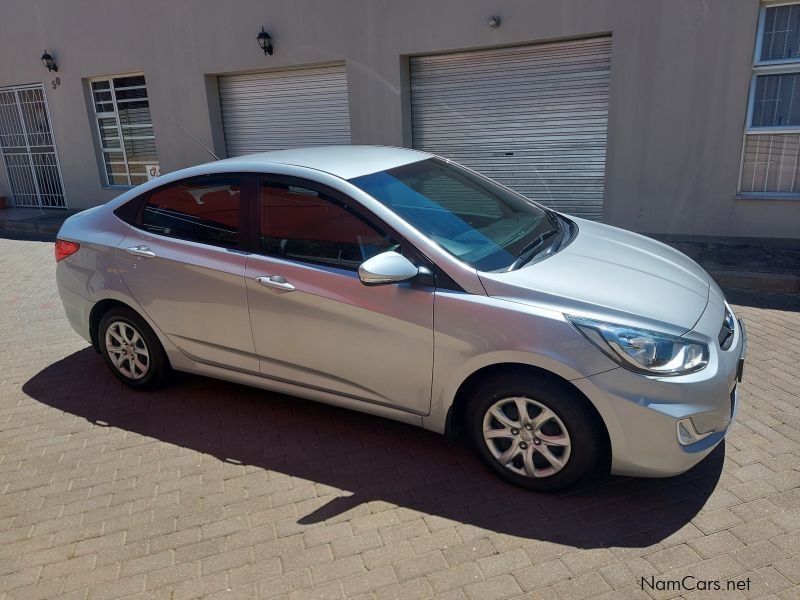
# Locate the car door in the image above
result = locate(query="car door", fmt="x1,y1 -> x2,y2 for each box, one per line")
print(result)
244,176 -> 434,415
117,173 -> 258,372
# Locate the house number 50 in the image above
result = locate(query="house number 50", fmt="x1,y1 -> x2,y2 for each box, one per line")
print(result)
51,77 -> 61,90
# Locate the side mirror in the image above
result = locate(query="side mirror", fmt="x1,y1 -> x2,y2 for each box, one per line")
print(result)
358,251 -> 419,286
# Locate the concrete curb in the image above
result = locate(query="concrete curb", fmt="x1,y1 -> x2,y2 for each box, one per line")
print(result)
0,215 -> 63,240
708,269 -> 800,293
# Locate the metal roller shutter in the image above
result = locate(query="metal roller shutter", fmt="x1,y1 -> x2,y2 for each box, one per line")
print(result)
219,64 -> 351,157
410,37 -> 611,221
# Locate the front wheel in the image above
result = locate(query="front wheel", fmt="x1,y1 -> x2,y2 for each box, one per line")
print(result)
466,374 -> 601,492
98,307 -> 170,390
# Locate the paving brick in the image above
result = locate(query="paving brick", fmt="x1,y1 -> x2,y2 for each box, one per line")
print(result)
341,565 -> 398,595
688,530 -> 746,558
427,563 -> 484,593
201,545 -> 252,575
692,508 -> 745,535
644,544 -> 703,573
407,526 -> 462,556
775,557 -> 800,585
730,539 -> 789,570
281,543 -> 334,573
172,572 -> 230,599
730,518 -> 786,544
144,561 -> 200,591
361,541 -> 414,570
288,580 -> 343,600
464,574 -> 523,600
393,550 -> 448,581
257,570 -> 314,598
310,554 -> 365,585
513,558 -> 571,591
442,537 -> 497,566
373,577 -> 434,600
60,563 -> 121,593
331,530 -> 384,559
560,548 -> 618,576
120,550 -> 175,577
552,572 -> 613,600
223,559 -> 281,588
598,562 -> 637,590
87,574 -> 146,600
303,522 -> 353,548
476,548 -> 531,578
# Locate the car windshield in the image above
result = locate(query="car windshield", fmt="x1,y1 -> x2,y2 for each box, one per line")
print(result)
349,158 -> 563,271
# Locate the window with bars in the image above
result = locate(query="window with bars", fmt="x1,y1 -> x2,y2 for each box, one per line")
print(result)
89,74 -> 158,187
740,3 -> 800,194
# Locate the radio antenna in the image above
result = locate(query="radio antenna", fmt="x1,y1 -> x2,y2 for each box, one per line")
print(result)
169,116 -> 220,161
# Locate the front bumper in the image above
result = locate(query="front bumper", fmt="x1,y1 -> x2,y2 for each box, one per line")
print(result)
573,314 -> 746,478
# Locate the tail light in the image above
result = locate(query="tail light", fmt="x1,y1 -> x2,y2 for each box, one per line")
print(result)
55,239 -> 80,262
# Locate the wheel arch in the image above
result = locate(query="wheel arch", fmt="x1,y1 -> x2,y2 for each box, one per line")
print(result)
444,362 -> 611,468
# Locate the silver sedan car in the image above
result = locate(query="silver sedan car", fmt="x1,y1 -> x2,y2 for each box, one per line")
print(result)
55,146 -> 746,491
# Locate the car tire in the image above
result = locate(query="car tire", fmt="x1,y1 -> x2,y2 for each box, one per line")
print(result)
98,307 -> 170,390
466,373 -> 601,492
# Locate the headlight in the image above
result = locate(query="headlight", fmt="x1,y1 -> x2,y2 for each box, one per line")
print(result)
567,316 -> 709,376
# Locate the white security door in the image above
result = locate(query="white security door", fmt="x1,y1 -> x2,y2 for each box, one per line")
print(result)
0,84 -> 66,208
219,64 -> 351,156
410,37 -> 611,221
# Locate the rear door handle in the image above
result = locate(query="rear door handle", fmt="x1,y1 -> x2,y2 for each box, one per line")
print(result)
126,245 -> 156,258
256,275 -> 296,292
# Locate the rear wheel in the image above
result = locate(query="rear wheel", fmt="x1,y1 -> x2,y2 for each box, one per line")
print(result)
98,307 -> 170,389
466,374 -> 600,491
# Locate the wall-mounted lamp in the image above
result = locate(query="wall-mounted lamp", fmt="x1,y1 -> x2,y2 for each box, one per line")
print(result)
488,16 -> 501,28
257,27 -> 273,55
41,50 -> 58,72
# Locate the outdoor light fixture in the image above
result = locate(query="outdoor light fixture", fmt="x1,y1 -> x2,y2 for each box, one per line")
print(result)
488,16 -> 501,28
41,50 -> 58,72
257,27 -> 273,55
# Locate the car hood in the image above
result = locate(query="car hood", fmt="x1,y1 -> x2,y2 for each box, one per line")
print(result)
477,218 -> 711,334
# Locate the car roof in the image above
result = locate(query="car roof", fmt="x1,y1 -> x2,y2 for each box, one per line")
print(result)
218,145 -> 432,180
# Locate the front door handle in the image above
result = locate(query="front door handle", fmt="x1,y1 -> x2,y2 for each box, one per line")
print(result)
126,245 -> 156,258
256,275 -> 296,292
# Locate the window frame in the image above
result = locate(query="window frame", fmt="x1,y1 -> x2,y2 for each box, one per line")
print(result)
739,1 -> 800,196
253,174 -> 408,272
87,72 -> 159,189
125,172 -> 256,251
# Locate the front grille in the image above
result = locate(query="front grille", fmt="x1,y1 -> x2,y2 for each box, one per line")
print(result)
718,306 -> 735,350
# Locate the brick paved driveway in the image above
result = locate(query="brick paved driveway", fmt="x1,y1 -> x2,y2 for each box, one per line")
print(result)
1,236 -> 799,600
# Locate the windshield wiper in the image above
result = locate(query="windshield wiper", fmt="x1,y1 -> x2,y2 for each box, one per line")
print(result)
507,228 -> 561,271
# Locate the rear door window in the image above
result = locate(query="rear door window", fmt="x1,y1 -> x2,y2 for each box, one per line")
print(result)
140,175 -> 242,248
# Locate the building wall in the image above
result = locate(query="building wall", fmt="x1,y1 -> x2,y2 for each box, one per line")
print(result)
0,0 -> 794,238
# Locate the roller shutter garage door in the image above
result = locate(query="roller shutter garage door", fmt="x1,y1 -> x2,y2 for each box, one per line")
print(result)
219,64 -> 351,157
410,37 -> 611,220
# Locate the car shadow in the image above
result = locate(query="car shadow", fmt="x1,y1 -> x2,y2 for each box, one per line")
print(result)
23,347 -> 725,549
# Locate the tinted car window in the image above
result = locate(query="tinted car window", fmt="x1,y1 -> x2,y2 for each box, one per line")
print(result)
259,180 -> 395,269
141,176 -> 241,248
350,158 -> 561,271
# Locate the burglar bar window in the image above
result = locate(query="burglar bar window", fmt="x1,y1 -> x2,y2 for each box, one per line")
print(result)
740,3 -> 800,194
89,74 -> 158,186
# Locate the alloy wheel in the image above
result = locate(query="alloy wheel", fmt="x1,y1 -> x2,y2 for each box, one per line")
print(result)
104,320 -> 150,380
482,396 -> 572,478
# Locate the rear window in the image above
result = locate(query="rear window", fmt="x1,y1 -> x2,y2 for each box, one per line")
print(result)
138,175 -> 242,248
